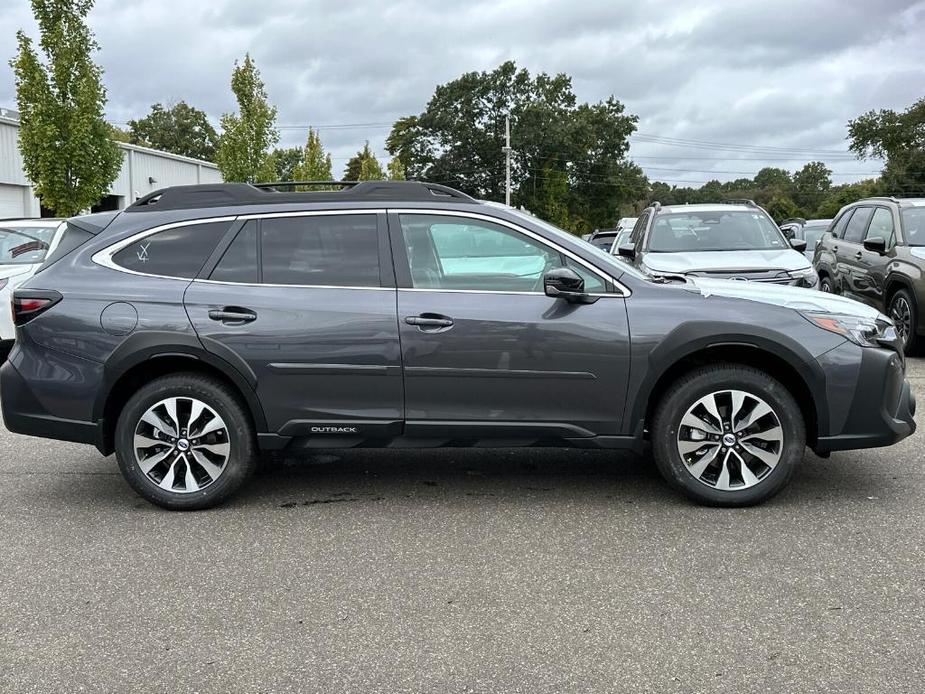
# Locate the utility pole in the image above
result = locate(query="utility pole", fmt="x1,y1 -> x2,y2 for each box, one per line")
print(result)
503,114 -> 512,206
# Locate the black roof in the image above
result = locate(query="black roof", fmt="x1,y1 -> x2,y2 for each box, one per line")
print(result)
125,180 -> 476,213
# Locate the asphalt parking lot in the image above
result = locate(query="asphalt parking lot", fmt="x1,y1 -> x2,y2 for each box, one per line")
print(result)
1,363 -> 923,693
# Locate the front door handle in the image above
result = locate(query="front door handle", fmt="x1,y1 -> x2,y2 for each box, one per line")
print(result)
855,251 -> 863,260
405,314 -> 454,331
208,307 -> 257,324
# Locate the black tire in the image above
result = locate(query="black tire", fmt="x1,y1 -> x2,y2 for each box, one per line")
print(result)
819,275 -> 834,294
115,373 -> 257,510
888,289 -> 918,355
651,364 -> 805,507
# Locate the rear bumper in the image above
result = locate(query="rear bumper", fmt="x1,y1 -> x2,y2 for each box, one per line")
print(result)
1,358 -> 105,451
814,346 -> 916,453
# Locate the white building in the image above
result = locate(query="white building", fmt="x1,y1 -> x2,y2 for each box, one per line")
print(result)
0,107 -> 222,218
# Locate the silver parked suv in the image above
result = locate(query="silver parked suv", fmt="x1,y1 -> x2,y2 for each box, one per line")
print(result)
617,200 -> 818,287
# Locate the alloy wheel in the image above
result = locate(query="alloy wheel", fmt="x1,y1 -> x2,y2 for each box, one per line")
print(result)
890,296 -> 912,346
676,389 -> 783,490
133,397 -> 230,493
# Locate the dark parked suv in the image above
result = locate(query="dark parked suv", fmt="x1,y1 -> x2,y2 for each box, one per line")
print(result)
814,197 -> 925,353
1,182 -> 916,510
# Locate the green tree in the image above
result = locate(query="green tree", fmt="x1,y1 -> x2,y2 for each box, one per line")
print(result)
344,142 -> 385,181
387,156 -> 406,181
269,146 -> 303,181
386,61 -> 643,233
294,128 -> 333,181
215,54 -> 279,182
765,194 -> 801,223
10,0 -> 122,216
815,178 -> 883,218
753,167 -> 791,189
108,123 -> 131,143
792,161 -> 832,212
848,98 -> 925,195
128,101 -> 218,161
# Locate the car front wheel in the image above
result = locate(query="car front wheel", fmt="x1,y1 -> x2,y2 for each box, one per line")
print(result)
115,373 -> 257,510
651,365 -> 805,506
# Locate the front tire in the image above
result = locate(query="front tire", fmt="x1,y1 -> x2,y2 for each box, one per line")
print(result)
115,373 -> 257,510
819,275 -> 834,293
888,289 -> 918,355
651,365 -> 805,507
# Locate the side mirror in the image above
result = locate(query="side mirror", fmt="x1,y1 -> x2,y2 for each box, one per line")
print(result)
618,243 -> 636,259
789,238 -> 807,252
863,236 -> 887,254
544,267 -> 594,303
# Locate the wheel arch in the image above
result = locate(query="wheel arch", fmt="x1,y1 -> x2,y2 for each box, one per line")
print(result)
93,332 -> 267,455
634,337 -> 826,448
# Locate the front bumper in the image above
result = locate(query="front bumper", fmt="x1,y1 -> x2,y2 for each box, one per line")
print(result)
815,345 -> 916,453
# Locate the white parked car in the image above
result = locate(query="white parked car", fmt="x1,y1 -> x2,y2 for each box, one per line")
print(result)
0,219 -> 64,357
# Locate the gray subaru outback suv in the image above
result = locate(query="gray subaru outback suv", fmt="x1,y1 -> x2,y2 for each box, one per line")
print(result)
0,181 -> 915,510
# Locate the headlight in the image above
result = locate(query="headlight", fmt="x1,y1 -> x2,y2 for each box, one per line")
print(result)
802,312 -> 893,347
788,267 -> 819,288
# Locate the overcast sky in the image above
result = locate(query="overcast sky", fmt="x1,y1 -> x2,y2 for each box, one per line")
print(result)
2,0 -> 924,185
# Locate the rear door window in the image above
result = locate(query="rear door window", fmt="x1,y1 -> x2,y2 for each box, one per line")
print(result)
260,214 -> 380,287
112,221 -> 232,278
842,208 -> 873,244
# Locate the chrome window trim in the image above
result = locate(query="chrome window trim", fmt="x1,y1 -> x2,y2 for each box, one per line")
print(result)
91,215 -> 239,280
391,208 -> 630,297
398,287 -> 623,298
91,210 -> 384,282
193,278 -> 393,291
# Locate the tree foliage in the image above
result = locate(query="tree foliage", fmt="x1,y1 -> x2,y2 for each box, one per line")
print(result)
294,128 -> 333,181
344,141 -> 385,181
848,98 -> 925,195
387,156 -> 406,181
215,54 -> 279,182
128,101 -> 218,161
269,146 -> 303,182
385,61 -> 644,234
10,0 -> 122,216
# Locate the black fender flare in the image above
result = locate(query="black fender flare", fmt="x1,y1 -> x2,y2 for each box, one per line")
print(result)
627,321 -> 830,437
92,331 -> 267,432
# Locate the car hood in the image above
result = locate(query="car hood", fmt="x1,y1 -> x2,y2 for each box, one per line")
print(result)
687,277 -> 883,320
643,248 -> 809,274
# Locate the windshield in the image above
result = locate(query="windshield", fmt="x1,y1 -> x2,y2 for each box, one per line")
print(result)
902,208 -> 925,246
0,225 -> 60,265
802,224 -> 828,248
648,210 -> 787,253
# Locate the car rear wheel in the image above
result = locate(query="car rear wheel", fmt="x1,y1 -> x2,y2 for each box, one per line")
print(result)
651,365 -> 805,506
889,289 -> 918,355
115,373 -> 257,510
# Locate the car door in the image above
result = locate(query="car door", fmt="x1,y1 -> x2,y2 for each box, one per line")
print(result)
852,206 -> 897,309
837,206 -> 874,301
184,210 -> 404,438
389,210 -> 631,440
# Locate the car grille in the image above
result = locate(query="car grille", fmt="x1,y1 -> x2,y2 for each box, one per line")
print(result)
686,270 -> 796,285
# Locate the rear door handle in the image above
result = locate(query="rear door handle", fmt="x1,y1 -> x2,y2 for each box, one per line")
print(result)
208,308 -> 257,324
405,314 -> 454,330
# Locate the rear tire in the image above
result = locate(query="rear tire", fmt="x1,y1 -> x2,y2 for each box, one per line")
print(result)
888,289 -> 918,355
651,365 -> 805,507
115,373 -> 257,510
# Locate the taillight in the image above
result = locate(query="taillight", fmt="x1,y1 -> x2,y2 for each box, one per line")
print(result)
12,290 -> 61,326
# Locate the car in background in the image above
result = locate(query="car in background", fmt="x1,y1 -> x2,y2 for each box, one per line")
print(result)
813,196 -> 925,353
780,218 -> 833,262
608,227 -> 633,254
616,201 -> 818,288
586,228 -> 620,251
0,218 -> 63,359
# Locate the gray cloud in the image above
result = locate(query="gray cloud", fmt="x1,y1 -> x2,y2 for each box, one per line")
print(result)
2,0 -> 923,183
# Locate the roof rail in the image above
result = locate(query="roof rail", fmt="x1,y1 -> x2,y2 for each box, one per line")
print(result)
126,180 -> 476,213
650,200 -> 662,210
721,198 -> 758,207
862,195 -> 903,204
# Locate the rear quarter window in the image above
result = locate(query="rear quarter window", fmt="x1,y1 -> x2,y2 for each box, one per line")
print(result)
112,221 -> 232,279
